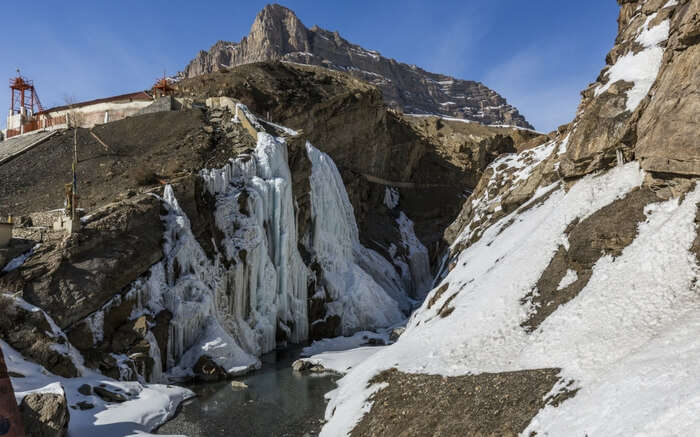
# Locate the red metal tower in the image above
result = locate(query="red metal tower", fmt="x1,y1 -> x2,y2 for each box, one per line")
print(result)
152,71 -> 174,98
9,69 -> 44,115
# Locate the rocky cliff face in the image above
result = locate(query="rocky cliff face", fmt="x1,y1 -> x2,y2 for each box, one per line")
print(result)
175,62 -> 541,263
182,4 -> 533,129
561,0 -> 699,178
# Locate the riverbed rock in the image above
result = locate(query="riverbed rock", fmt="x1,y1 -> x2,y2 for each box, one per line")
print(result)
77,384 -> 92,396
230,381 -> 248,389
291,359 -> 328,373
291,359 -> 311,372
75,401 -> 94,411
194,355 -> 229,382
93,386 -> 127,404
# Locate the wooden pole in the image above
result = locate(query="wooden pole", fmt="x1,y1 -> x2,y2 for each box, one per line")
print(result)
0,347 -> 25,437
72,127 -> 77,223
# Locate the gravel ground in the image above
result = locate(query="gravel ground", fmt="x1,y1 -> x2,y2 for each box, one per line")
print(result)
351,367 -> 572,437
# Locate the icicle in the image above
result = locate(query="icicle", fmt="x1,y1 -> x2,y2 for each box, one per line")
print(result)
145,331 -> 163,383
395,212 -> 432,299
616,148 -> 625,167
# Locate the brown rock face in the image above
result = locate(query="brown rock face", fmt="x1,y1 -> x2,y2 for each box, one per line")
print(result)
182,4 -> 532,129
0,194 -> 164,329
177,62 -> 534,263
561,0 -> 699,178
19,392 -> 70,437
635,0 -> 700,176
0,296 -> 78,378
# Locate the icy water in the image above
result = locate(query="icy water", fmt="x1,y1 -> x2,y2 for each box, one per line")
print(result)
157,347 -> 338,437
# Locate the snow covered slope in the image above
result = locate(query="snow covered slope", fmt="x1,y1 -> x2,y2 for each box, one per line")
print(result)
321,140 -> 700,437
319,1 -> 700,432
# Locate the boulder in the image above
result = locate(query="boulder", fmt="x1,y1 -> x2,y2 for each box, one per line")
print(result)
291,359 -> 313,372
389,327 -> 405,343
77,384 -> 92,396
20,392 -> 70,437
193,355 -> 228,382
75,402 -> 94,411
291,359 -> 327,373
230,381 -> 248,389
93,386 -> 127,404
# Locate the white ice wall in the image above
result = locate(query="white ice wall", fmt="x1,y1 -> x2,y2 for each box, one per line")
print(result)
306,142 -> 405,334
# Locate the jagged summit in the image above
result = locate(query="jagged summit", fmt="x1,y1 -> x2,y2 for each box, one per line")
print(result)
182,4 -> 534,129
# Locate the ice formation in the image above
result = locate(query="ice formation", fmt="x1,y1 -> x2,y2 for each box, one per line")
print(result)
396,212 -> 432,299
306,142 -> 406,334
383,187 -> 399,209
72,123 -> 425,381
156,131 -> 310,374
200,132 -> 309,352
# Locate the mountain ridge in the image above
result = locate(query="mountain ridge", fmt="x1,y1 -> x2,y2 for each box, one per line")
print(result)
182,4 -> 534,129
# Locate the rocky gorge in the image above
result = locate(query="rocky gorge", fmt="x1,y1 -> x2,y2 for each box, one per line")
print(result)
0,0 -> 698,436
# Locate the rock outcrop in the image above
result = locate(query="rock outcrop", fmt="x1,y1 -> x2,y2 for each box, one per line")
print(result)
0,296 -> 78,378
561,0 -> 698,178
182,4 -> 532,129
0,194 -> 164,329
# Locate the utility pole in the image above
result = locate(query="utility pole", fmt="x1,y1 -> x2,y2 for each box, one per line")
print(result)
72,124 -> 77,225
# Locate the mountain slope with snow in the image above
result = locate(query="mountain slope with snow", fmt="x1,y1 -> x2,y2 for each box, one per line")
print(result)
317,0 -> 700,435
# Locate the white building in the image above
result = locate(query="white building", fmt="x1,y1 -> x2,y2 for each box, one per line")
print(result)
3,91 -> 155,140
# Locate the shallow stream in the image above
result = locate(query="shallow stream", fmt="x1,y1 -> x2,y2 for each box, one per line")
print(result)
157,347 -> 338,437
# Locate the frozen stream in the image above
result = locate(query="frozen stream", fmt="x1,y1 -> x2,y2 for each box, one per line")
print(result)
156,346 -> 339,437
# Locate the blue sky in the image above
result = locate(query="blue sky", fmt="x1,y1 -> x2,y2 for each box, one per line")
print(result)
1,1 -> 618,132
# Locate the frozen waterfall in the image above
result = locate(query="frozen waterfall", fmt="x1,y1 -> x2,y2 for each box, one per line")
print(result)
88,116 -> 432,381
305,142 -> 406,334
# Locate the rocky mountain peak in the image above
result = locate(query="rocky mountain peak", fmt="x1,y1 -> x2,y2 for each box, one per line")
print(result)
182,4 -> 534,129
248,3 -> 311,58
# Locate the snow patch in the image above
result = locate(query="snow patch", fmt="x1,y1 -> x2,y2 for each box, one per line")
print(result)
595,15 -> 669,112
556,269 -> 578,290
